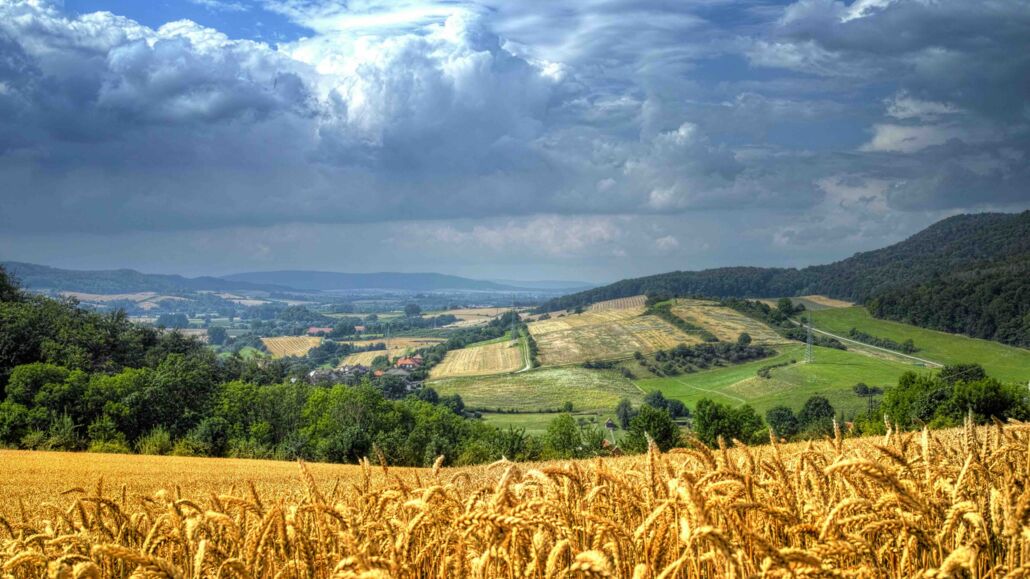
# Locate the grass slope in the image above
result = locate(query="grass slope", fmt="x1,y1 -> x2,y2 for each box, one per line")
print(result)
809,307 -> 1030,383
635,345 -> 922,417
429,366 -> 644,412
481,412 -> 621,438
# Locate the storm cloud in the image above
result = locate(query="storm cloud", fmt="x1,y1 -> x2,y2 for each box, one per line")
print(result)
0,0 -> 1027,279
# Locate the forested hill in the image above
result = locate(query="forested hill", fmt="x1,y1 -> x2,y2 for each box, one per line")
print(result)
1,262 -> 290,294
540,211 -> 1030,346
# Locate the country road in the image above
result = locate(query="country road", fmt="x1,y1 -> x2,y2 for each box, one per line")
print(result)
791,318 -> 944,368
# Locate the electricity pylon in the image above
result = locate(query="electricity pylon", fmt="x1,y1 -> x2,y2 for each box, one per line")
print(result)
804,311 -> 814,363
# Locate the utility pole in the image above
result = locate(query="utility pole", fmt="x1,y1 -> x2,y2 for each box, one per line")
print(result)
511,293 -> 517,345
805,311 -> 814,364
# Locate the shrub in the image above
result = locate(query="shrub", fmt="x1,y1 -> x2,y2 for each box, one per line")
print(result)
136,427 -> 173,456
88,439 -> 132,454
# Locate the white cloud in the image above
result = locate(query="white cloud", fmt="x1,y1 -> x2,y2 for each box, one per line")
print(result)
412,216 -> 624,258
885,91 -> 961,120
860,124 -> 960,153
654,235 -> 679,252
187,0 -> 249,12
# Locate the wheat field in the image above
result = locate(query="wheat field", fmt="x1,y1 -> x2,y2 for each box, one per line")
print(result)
671,299 -> 793,345
2,419 -> 1028,577
429,341 -> 523,379
260,337 -> 323,359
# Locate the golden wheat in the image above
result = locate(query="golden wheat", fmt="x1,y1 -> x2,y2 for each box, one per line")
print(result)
3,417 -> 1029,577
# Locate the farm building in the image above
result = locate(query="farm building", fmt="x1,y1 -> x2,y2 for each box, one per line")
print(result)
307,326 -> 333,336
395,356 -> 423,370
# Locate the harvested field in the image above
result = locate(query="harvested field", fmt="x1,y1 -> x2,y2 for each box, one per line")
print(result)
589,295 -> 646,311
338,350 -> 390,366
671,299 -> 792,345
759,294 -> 855,311
798,294 -> 854,308
341,337 -> 444,350
260,336 -> 322,358
528,307 -> 698,365
429,340 -> 523,378
2,422 -> 1024,577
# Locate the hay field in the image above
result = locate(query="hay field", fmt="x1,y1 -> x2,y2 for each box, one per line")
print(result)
338,350 -> 390,366
671,299 -> 792,345
2,421 -> 1025,577
260,336 -> 322,358
528,307 -> 698,365
589,295 -> 646,311
429,340 -> 523,378
760,294 -> 855,311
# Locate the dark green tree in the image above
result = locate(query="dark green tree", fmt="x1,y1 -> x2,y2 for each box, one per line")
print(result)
765,405 -> 800,439
798,395 -> 836,436
615,398 -> 636,428
207,326 -> 228,346
624,405 -> 681,452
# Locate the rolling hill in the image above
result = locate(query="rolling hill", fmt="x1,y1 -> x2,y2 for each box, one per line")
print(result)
0,262 -> 289,294
541,211 -> 1030,346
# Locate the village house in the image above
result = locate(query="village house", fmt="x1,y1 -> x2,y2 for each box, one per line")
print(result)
394,356 -> 423,370
307,326 -> 333,336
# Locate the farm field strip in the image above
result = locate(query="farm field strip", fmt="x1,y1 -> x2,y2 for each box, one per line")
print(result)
260,336 -> 323,358
529,311 -> 699,366
337,338 -> 445,367
429,339 -> 524,378
339,337 -> 444,350
671,299 -> 790,345
589,295 -> 646,311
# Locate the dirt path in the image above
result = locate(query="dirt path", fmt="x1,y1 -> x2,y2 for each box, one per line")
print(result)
515,332 -> 534,373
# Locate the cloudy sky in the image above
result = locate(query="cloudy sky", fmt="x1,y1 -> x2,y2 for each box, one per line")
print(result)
0,0 -> 1027,282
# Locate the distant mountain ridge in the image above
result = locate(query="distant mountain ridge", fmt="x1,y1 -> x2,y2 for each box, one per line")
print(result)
0,263 -> 593,295
221,270 -> 529,292
540,211 -> 1029,347
0,262 -> 289,294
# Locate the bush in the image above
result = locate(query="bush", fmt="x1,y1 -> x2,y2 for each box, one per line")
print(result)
137,427 -> 173,456
88,439 -> 132,454
692,399 -> 765,447
45,413 -> 81,450
544,414 -> 583,459
171,437 -> 208,457
20,429 -> 47,450
765,406 -> 800,439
